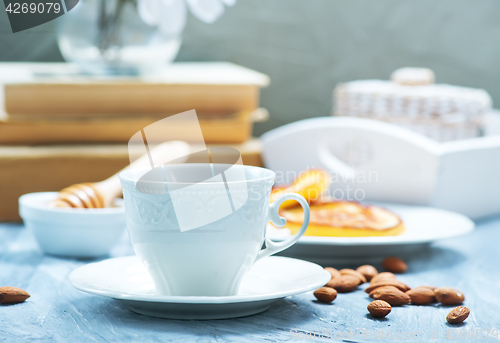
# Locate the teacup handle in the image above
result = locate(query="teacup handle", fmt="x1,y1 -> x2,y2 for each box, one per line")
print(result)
255,193 -> 310,262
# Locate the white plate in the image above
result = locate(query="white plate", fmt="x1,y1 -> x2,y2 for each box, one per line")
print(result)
69,256 -> 331,320
268,203 -> 474,264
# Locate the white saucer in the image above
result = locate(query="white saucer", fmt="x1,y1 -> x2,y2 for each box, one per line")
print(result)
69,256 -> 331,320
268,203 -> 474,264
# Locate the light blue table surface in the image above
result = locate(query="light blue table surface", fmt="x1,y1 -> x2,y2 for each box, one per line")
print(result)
0,217 -> 499,343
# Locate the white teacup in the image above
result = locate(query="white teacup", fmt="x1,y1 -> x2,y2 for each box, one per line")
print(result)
119,164 -> 310,296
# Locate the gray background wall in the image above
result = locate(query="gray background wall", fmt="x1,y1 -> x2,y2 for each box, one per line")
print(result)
1,0 -> 499,136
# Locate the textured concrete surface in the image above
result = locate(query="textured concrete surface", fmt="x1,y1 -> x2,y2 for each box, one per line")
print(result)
0,216 -> 498,342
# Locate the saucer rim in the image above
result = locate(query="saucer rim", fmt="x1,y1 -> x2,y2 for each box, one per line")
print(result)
69,256 -> 331,304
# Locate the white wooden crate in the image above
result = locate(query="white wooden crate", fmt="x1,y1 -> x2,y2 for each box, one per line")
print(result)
261,113 -> 500,219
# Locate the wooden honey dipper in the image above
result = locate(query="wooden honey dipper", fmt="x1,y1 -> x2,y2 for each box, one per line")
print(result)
49,141 -> 191,208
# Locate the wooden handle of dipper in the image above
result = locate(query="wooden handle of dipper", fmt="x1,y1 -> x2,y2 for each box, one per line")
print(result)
49,141 -> 191,208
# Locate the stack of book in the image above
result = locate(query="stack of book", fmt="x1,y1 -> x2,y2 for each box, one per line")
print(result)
0,62 -> 270,220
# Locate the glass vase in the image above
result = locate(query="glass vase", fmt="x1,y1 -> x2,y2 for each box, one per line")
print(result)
57,0 -> 182,75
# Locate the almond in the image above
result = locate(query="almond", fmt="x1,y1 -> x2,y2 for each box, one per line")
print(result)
0,287 -> 30,304
313,287 -> 337,303
370,272 -> 396,284
406,287 -> 436,305
340,269 -> 366,284
382,257 -> 408,273
418,285 -> 437,291
324,267 -> 341,280
434,287 -> 465,305
327,275 -> 359,293
356,265 -> 378,281
365,279 -> 411,293
446,306 -> 470,324
367,300 -> 391,317
369,286 -> 400,299
370,286 -> 410,306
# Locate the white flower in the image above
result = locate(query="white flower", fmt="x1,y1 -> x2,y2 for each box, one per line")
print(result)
137,0 -> 235,36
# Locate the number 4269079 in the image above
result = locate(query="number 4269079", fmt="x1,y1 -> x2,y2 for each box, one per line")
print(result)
5,2 -> 61,14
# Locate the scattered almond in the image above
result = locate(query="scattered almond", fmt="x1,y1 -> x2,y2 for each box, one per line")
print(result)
365,279 -> 411,293
356,265 -> 378,282
369,286 -> 400,299
406,287 -> 436,305
316,264 -> 469,321
327,275 -> 359,293
370,272 -> 396,284
370,286 -> 410,306
313,287 -> 337,303
340,269 -> 366,284
382,257 -> 408,273
434,287 -> 465,305
0,287 -> 30,304
324,267 -> 341,280
446,306 -> 470,324
367,300 -> 392,317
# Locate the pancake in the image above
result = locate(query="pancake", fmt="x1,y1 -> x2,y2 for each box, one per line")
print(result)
278,201 -> 405,237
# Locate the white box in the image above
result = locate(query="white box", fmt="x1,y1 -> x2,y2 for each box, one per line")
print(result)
262,113 -> 500,219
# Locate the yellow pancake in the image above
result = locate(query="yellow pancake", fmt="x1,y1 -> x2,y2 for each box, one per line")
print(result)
278,201 -> 405,237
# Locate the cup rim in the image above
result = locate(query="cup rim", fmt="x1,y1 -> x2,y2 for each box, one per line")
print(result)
119,163 -> 276,185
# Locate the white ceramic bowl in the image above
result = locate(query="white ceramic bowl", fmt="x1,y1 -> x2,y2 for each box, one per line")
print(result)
19,192 -> 126,258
